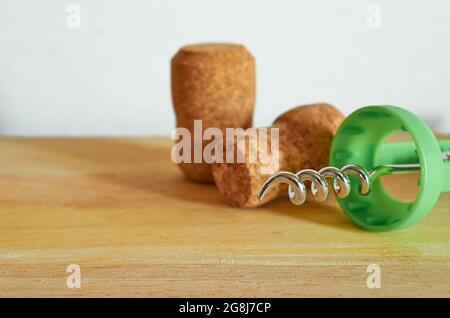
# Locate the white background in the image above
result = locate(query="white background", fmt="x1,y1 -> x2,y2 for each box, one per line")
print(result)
0,0 -> 449,136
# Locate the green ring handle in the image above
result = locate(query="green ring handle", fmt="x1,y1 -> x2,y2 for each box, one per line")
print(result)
330,105 -> 450,231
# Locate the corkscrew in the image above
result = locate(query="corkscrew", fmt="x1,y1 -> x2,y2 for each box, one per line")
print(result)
258,106 -> 450,231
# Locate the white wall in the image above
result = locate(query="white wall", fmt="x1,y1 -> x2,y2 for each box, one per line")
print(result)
0,0 -> 449,136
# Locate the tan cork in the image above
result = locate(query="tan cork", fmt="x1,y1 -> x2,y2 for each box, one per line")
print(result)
171,43 -> 256,183
211,103 -> 345,207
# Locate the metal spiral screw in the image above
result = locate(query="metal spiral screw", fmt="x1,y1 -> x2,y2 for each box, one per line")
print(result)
257,164 -> 370,205
257,151 -> 450,206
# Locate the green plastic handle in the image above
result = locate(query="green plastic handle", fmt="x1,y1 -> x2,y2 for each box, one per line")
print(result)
330,105 -> 449,231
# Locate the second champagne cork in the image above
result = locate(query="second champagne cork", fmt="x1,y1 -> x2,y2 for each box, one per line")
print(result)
171,43 -> 256,183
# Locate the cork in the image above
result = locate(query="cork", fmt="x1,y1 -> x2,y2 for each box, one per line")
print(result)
171,43 -> 256,183
211,103 -> 345,207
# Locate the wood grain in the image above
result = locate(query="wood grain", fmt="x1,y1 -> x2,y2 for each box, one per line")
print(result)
0,137 -> 448,297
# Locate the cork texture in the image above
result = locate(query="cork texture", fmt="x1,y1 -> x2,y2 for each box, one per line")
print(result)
171,43 -> 256,182
212,103 -> 344,207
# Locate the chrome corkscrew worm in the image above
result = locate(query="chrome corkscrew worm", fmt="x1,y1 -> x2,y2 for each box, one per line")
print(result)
258,164 -> 370,206
257,156 -> 450,206
256,105 -> 450,232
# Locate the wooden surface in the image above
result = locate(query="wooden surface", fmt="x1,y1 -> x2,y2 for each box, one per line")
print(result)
0,136 -> 449,297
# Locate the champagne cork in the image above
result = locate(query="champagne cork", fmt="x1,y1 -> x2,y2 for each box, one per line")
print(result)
211,103 -> 345,207
171,43 -> 256,183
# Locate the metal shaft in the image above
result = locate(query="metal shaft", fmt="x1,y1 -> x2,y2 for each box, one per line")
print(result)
370,151 -> 450,181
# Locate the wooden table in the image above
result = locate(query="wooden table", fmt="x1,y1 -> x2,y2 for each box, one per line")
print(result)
0,137 -> 448,297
